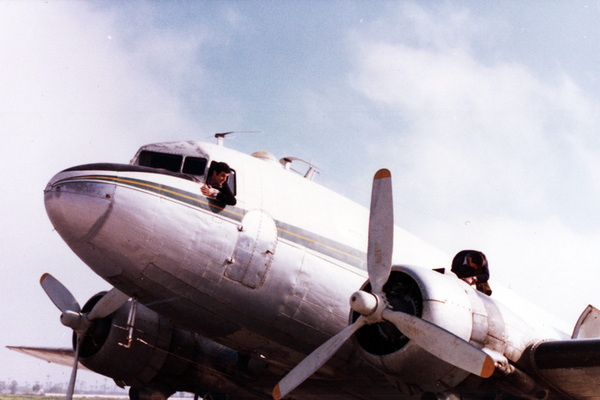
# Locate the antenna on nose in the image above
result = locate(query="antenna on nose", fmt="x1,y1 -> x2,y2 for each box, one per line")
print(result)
215,132 -> 233,146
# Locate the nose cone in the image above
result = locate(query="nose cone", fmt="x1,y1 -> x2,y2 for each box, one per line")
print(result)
44,172 -> 116,246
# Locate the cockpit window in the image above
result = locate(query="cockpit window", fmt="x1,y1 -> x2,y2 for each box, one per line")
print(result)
182,157 -> 207,176
206,160 -> 237,197
138,151 -> 182,173
137,151 -> 209,178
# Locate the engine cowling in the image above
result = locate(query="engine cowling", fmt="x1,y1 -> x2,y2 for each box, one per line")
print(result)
351,266 -> 497,395
75,293 -> 242,395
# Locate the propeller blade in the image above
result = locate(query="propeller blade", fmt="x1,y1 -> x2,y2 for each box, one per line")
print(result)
273,317 -> 367,400
382,309 -> 495,378
40,273 -> 81,313
66,333 -> 83,400
88,287 -> 129,320
367,169 -> 394,295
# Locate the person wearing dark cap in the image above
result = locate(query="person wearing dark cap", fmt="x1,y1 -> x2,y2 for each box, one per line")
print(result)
451,250 -> 492,295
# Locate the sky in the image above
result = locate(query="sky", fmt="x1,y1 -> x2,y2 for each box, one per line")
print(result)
2,0 -> 600,390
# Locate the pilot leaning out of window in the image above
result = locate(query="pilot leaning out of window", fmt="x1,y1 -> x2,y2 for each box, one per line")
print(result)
201,162 -> 237,206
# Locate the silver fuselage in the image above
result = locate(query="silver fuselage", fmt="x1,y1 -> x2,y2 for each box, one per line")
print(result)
44,141 -> 570,392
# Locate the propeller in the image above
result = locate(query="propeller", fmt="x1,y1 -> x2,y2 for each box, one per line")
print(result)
40,273 -> 129,400
272,169 -> 495,399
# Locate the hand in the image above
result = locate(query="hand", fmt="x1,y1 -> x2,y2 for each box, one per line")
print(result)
462,276 -> 476,285
201,184 -> 218,197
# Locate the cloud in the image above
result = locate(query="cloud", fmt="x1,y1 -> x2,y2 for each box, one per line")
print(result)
349,7 -> 600,227
0,2 -> 208,384
3,0 -> 600,385
0,2 -> 217,168
346,4 -> 600,323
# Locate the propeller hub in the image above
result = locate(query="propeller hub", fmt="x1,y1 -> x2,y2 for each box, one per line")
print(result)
60,310 -> 89,332
350,290 -> 378,316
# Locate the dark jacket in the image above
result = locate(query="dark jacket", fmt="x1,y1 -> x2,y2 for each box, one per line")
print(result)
211,182 -> 237,206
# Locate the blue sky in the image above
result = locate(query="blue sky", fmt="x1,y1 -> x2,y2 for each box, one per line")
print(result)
2,0 -> 600,388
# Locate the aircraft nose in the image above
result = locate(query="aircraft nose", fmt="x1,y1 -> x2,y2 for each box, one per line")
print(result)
44,171 -> 116,246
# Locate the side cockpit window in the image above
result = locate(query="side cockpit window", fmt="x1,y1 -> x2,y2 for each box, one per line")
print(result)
202,161 -> 237,205
206,161 -> 236,196
227,171 -> 236,196
182,157 -> 207,176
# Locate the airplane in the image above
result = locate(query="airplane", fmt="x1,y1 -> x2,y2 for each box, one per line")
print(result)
9,135 -> 600,400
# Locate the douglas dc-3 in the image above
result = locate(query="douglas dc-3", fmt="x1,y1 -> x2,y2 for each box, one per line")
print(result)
9,136 -> 600,400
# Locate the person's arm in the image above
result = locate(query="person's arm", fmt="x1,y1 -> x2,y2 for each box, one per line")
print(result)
215,183 -> 237,206
450,251 -> 465,276
474,264 -> 490,283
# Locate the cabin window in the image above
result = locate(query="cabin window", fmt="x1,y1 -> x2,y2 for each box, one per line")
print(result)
182,157 -> 207,176
138,151 -> 182,173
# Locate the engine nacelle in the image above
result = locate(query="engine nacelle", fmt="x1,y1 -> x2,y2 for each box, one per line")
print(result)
75,293 -> 241,395
351,265 -> 535,396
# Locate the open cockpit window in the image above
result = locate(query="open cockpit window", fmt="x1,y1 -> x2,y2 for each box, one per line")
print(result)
206,161 -> 236,196
227,170 -> 236,196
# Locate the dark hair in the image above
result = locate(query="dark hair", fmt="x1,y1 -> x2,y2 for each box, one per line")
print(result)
212,161 -> 232,175
469,251 -> 487,269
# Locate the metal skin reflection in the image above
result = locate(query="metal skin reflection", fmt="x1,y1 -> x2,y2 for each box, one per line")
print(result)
10,139 -> 600,400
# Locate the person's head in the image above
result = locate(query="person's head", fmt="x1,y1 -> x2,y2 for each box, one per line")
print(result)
209,162 -> 231,186
467,251 -> 486,269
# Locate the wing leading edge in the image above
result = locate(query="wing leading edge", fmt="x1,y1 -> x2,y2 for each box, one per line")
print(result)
6,346 -> 90,371
523,305 -> 600,398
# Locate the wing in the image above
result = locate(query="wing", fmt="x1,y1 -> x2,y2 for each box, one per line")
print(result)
6,346 -> 90,371
530,338 -> 600,398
